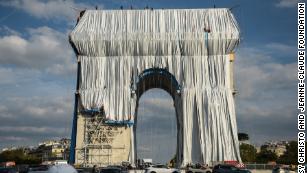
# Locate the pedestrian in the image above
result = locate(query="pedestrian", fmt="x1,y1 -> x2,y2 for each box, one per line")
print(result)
92,165 -> 97,173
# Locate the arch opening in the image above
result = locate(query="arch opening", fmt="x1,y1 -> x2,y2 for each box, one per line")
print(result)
136,89 -> 177,164
135,68 -> 181,99
133,68 -> 182,166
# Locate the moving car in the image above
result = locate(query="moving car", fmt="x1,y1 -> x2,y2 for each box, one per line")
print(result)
145,164 -> 180,173
76,168 -> 92,173
187,167 -> 212,173
213,164 -> 251,173
99,167 -> 123,173
28,165 -> 49,173
99,165 -> 130,173
48,164 -> 77,173
0,167 -> 18,173
28,164 -> 77,173
272,166 -> 296,173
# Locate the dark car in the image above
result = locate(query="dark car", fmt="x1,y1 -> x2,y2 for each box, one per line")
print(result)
0,167 -> 18,173
100,167 -> 127,173
27,165 -> 49,173
213,164 -> 251,173
76,168 -> 92,173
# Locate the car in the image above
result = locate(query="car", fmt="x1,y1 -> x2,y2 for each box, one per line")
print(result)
212,164 -> 251,173
0,167 -> 18,173
187,167 -> 212,173
100,167 -> 127,173
145,164 -> 180,173
76,168 -> 92,173
28,165 -> 49,173
28,164 -> 78,173
272,166 -> 296,173
48,164 -> 77,173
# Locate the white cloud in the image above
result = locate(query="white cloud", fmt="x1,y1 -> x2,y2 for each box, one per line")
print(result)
24,106 -> 48,117
46,63 -> 77,76
235,46 -> 296,99
0,136 -> 28,142
0,67 -> 41,85
0,126 -> 65,134
0,34 -> 75,149
0,26 -> 76,76
5,96 -> 73,119
0,26 -> 21,36
0,0 -> 92,21
142,98 -> 174,110
137,89 -> 175,120
235,44 -> 296,142
0,24 -> 76,148
265,42 -> 296,54
0,95 -> 73,129
275,0 -> 302,8
0,94 -> 73,149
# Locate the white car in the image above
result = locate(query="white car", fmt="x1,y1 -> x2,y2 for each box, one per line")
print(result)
186,167 -> 212,173
145,164 -> 180,173
272,167 -> 296,173
28,164 -> 77,173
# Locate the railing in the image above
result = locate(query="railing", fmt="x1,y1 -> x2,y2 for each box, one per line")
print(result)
245,164 -> 275,170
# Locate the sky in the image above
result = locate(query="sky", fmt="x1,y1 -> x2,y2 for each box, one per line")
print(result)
0,0 -> 302,163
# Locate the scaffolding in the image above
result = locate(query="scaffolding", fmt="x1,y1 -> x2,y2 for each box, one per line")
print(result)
76,113 -> 126,167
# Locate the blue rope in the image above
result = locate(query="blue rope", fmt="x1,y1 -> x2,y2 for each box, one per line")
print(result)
105,120 -> 134,126
81,108 -> 101,115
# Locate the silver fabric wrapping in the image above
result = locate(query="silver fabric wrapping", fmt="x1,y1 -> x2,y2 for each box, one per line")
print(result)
70,9 -> 241,166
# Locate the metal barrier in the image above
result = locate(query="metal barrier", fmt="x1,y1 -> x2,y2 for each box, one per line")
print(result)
245,164 -> 275,170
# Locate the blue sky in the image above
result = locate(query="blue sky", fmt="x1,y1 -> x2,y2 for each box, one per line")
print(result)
0,0 -> 301,162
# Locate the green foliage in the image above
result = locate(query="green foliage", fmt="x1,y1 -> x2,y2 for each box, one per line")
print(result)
256,148 -> 278,163
238,133 -> 249,141
277,141 -> 298,164
260,145 -> 268,151
240,143 -> 257,162
0,149 -> 40,164
168,154 -> 176,167
239,140 -> 301,164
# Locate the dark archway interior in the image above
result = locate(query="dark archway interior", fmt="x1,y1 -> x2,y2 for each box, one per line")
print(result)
136,68 -> 180,99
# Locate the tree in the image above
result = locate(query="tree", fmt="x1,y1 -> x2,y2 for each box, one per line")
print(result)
0,149 -> 40,164
240,143 -> 257,163
256,148 -> 277,163
168,154 -> 177,167
277,141 -> 297,164
238,133 -> 249,141
260,144 -> 269,151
